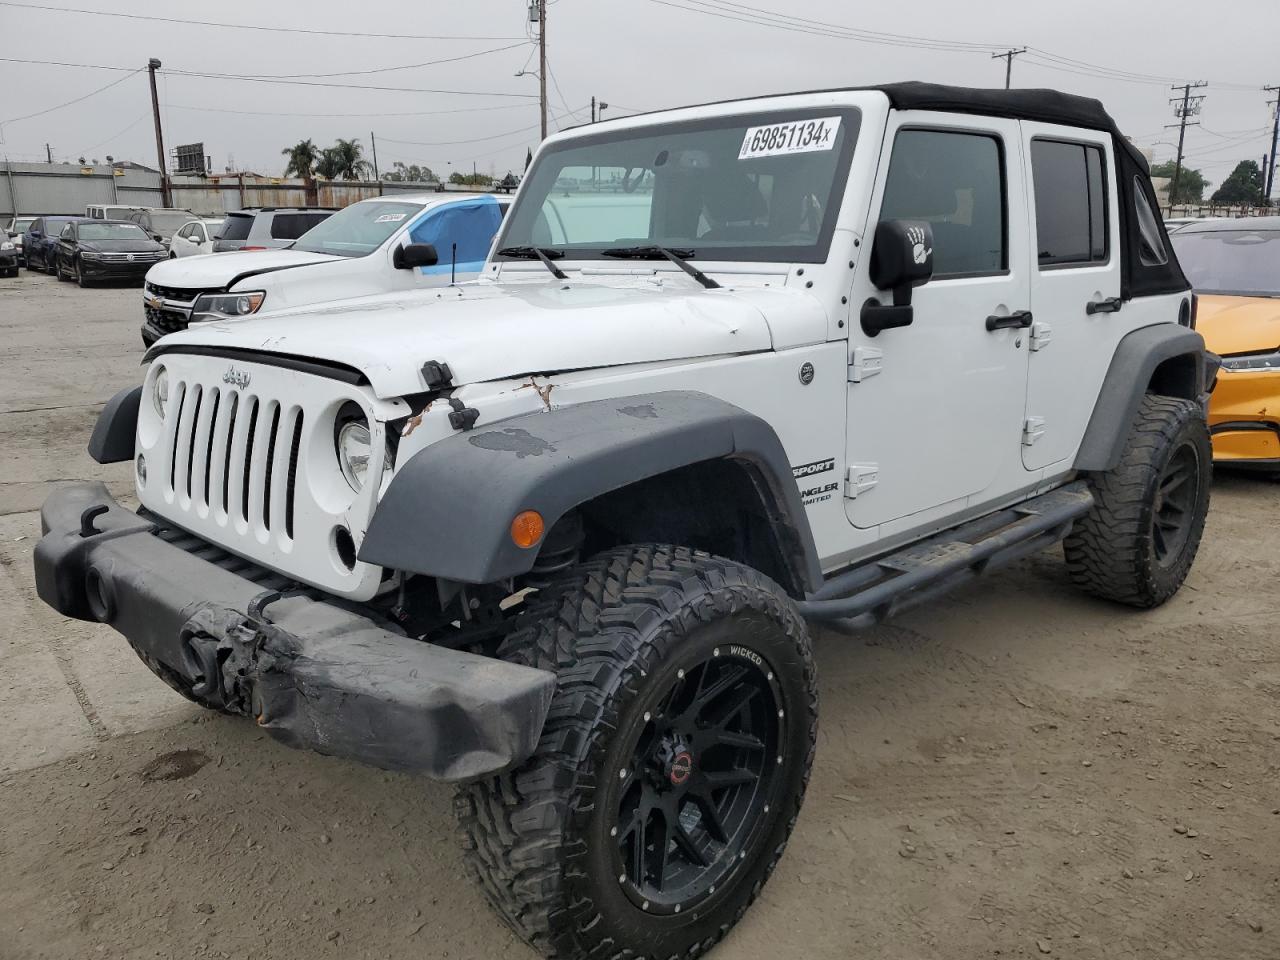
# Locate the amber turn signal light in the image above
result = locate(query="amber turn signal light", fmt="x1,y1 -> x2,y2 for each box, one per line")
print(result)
510,510 -> 545,549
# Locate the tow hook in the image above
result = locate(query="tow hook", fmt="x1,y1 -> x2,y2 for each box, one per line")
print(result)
79,504 -> 109,537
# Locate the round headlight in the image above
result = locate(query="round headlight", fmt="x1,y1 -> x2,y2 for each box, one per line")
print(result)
337,419 -> 374,491
152,366 -> 169,418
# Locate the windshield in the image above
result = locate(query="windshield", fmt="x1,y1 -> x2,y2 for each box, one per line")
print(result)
291,201 -> 424,257
11,217 -> 35,234
81,222 -> 150,241
1171,227 -> 1280,297
497,108 -> 861,263
147,211 -> 194,234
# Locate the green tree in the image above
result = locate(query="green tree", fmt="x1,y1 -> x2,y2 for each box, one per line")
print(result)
1149,160 -> 1207,204
383,161 -> 435,183
281,139 -> 320,178
448,171 -> 494,187
1210,160 -> 1264,205
315,139 -> 373,180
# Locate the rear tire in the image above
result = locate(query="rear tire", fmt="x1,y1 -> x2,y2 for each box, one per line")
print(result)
1065,394 -> 1211,608
456,544 -> 817,960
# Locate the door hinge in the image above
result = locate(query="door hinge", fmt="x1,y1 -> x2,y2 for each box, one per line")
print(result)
848,346 -> 883,382
1029,322 -> 1053,352
844,463 -> 880,498
1022,416 -> 1046,446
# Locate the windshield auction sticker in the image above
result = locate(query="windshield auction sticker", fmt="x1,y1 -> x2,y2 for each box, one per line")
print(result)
739,117 -> 841,159
374,213 -> 408,223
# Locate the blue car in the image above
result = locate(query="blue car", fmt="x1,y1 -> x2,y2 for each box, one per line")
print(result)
24,216 -> 86,273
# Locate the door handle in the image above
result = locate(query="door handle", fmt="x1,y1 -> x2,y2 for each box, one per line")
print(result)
985,310 -> 1034,331
1086,297 -> 1123,315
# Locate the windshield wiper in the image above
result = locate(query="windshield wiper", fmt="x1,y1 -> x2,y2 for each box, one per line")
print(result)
601,245 -> 720,289
497,245 -> 568,280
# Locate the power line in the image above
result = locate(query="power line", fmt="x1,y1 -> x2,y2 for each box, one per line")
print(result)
992,48 -> 1027,89
70,111 -> 148,157
0,66 -> 141,126
167,102 -> 534,119
0,1 -> 528,41
256,42 -> 530,80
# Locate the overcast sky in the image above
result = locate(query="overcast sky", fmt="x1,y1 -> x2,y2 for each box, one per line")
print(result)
2,0 -> 1276,190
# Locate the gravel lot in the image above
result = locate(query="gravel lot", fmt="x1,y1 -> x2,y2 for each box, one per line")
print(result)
1,268 -> 1277,960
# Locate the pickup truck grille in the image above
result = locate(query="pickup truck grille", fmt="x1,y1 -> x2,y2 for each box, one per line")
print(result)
164,378 -> 305,540
144,282 -> 217,336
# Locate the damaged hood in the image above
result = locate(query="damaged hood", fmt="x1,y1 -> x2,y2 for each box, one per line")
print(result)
155,278 -> 781,398
145,248 -> 339,288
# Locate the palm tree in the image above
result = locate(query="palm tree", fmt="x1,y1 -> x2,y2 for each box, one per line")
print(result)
318,138 -> 373,180
281,139 -> 319,178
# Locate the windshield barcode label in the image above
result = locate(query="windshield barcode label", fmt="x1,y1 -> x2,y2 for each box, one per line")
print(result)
739,117 -> 840,159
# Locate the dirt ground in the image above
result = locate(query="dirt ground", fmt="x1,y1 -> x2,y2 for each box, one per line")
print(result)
1,269 -> 1277,960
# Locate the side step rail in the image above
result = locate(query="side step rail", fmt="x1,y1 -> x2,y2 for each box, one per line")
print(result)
796,481 -> 1095,629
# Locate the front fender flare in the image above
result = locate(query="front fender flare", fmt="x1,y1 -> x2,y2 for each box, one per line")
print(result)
359,391 -> 822,593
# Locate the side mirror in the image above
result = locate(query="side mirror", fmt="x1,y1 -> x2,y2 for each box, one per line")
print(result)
153,234 -> 163,242
393,242 -> 438,270
860,220 -> 934,337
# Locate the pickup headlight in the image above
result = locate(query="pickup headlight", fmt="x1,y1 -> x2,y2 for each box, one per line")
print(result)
0,240 -> 13,251
1219,350 -> 1280,372
190,290 -> 266,322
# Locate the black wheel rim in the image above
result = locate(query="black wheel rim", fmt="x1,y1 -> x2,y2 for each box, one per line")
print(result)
1153,441 -> 1200,567
609,647 -> 782,915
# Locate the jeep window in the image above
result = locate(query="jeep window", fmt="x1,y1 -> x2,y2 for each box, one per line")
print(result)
497,108 -> 861,263
291,201 -> 422,257
269,211 -> 332,240
1170,227 -> 1280,297
1133,178 -> 1169,267
879,129 -> 1006,277
219,214 -> 252,243
1031,139 -> 1108,266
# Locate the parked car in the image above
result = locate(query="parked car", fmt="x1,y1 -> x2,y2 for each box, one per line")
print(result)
42,83 -> 1211,960
86,204 -> 147,221
141,193 -> 509,345
211,206 -> 335,253
1163,216 -> 1199,234
167,217 -> 226,259
4,215 -> 36,266
23,216 -> 85,272
53,219 -> 168,286
0,236 -> 17,277
1170,216 -> 1280,474
126,208 -> 197,248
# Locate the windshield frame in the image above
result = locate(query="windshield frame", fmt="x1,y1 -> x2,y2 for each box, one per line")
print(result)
494,106 -> 862,265
1171,226 -> 1280,298
290,200 -> 425,258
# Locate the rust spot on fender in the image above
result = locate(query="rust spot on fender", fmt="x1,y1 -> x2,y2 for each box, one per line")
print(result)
469,427 -> 557,458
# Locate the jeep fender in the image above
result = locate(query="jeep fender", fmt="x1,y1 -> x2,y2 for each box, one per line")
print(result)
359,391 -> 822,594
88,385 -> 142,464
1074,324 -> 1207,472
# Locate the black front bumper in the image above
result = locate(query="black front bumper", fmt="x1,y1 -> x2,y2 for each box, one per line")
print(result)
34,483 -> 556,780
82,261 -> 155,279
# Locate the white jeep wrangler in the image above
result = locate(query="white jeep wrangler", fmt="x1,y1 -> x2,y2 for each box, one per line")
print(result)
35,83 -> 1214,960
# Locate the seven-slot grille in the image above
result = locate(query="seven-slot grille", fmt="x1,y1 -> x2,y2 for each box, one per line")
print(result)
164,377 -> 305,541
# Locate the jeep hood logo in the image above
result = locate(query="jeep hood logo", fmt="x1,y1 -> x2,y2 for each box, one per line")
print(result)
222,366 -> 251,389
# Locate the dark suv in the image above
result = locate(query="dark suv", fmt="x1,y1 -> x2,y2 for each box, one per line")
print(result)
212,207 -> 335,252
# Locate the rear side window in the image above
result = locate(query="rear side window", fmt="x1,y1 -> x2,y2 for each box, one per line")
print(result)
219,215 -> 253,242
879,129 -> 1006,277
1031,139 -> 1108,266
269,212 -> 331,240
1133,178 -> 1169,266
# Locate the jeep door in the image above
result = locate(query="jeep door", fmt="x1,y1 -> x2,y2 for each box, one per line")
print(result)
845,115 -> 1033,532
1019,124 -> 1124,472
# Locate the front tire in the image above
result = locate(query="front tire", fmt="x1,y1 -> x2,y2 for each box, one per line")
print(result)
55,257 -> 70,281
457,545 -> 817,960
1065,394 -> 1211,608
75,260 -> 91,287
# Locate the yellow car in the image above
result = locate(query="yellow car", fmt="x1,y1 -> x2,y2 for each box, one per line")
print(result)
1170,218 -> 1280,475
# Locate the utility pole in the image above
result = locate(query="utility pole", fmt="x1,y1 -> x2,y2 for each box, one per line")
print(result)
1166,81 -> 1207,213
992,48 -> 1027,90
537,0 -> 548,140
147,58 -> 170,207
1264,85 -> 1279,206
591,95 -> 596,124
369,130 -> 382,195
45,143 -> 52,163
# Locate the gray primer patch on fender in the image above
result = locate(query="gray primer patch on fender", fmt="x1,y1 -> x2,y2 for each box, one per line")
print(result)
468,427 -> 557,458
619,403 -> 659,419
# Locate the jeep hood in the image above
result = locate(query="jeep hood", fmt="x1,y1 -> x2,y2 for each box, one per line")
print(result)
146,248 -> 339,288
154,279 -> 783,398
